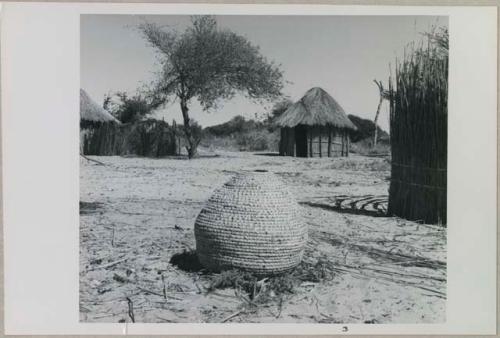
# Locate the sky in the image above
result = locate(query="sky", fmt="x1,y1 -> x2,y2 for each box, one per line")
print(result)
81,15 -> 447,131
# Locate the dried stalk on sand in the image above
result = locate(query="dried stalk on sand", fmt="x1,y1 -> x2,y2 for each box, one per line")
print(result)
126,297 -> 135,323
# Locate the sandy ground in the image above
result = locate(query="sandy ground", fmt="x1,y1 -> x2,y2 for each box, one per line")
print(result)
80,149 -> 446,323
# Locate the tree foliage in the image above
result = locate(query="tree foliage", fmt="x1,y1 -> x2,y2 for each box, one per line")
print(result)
204,115 -> 261,137
103,92 -> 162,124
139,16 -> 284,158
347,114 -> 389,143
265,98 -> 293,124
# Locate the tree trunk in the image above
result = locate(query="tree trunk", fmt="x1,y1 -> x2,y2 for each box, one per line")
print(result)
373,95 -> 383,147
180,98 -> 198,159
373,80 -> 384,148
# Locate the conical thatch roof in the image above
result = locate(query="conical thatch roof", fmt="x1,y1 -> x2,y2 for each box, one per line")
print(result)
275,87 -> 356,130
80,89 -> 119,123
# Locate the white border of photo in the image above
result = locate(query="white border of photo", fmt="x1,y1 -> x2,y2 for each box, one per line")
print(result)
1,3 -> 497,335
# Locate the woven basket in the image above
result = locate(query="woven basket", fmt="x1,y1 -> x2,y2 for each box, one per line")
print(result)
194,170 -> 307,275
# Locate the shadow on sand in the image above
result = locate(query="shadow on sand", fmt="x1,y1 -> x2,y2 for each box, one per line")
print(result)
120,154 -> 221,160
300,201 -> 388,218
253,152 -> 280,157
79,201 -> 104,215
170,250 -> 205,272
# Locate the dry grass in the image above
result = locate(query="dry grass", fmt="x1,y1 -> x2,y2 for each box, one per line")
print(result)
325,157 -> 391,172
204,255 -> 336,305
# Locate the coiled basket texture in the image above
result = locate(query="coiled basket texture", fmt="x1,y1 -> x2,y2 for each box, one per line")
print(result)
194,170 -> 307,275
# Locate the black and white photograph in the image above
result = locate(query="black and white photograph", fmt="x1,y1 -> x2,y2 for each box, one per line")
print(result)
78,14 -> 449,324
2,2 -> 498,335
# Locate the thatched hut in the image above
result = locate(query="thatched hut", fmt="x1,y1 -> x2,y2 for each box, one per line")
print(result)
80,89 -> 121,155
80,89 -> 120,127
80,89 -> 179,157
276,87 -> 357,157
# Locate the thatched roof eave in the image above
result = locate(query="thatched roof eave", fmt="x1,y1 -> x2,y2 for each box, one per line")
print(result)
275,87 -> 357,131
276,121 -> 358,130
80,89 -> 120,124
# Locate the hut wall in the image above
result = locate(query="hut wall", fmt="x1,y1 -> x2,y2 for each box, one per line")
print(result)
287,128 -> 295,156
279,127 -> 296,156
81,119 -> 178,157
310,127 -> 319,157
81,122 -> 121,156
305,127 -> 349,157
280,125 -> 351,158
330,129 -> 345,157
294,125 -> 308,157
279,129 -> 285,155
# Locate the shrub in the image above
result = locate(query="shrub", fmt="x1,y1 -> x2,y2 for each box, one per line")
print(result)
348,114 -> 389,143
350,140 -> 390,156
202,115 -> 280,152
235,130 -> 279,151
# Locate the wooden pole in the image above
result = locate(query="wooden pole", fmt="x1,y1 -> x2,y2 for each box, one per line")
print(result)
341,131 -> 345,156
308,127 -> 312,157
293,127 -> 296,156
318,126 -> 322,157
373,79 -> 387,148
279,128 -> 284,155
327,126 -> 332,157
346,132 -> 349,157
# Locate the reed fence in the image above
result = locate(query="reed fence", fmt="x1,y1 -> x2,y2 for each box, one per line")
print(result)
81,119 -> 179,157
388,34 -> 448,225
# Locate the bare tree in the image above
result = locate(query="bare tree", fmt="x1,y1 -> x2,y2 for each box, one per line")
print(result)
139,16 -> 284,158
372,79 -> 390,147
